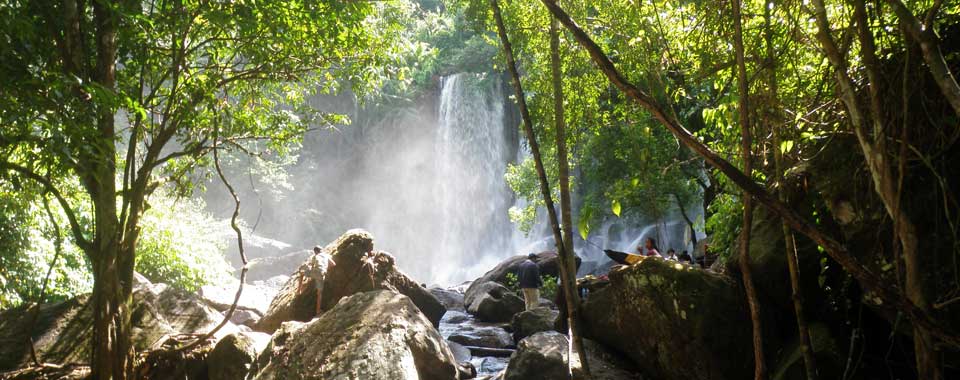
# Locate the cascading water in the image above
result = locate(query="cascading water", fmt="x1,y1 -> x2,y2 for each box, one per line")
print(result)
428,73 -> 524,284
235,71 -> 703,286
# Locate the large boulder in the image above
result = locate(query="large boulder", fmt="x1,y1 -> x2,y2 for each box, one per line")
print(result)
207,332 -> 269,380
580,258 -> 753,380
464,252 -> 578,304
464,281 -> 524,323
430,287 -> 466,312
0,280 -> 240,372
511,308 -> 558,342
249,290 -> 461,380
503,331 -> 569,380
255,229 -> 445,333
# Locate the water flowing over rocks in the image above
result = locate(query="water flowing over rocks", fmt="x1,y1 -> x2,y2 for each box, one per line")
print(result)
254,229 -> 446,333
248,290 -> 462,380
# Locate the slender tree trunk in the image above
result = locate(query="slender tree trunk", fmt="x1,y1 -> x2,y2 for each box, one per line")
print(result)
849,1 -> 939,377
88,2 -> 134,379
490,2 -> 590,376
731,0 -> 766,378
548,9 -> 591,377
538,0 -> 960,348
765,2 -> 817,379
884,0 -> 960,120
813,0 -> 939,376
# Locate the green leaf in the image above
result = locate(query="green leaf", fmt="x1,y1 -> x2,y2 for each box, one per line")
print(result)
578,217 -> 590,241
779,140 -> 794,154
611,199 -> 621,217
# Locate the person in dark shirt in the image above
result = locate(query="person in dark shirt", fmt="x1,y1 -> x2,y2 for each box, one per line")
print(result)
517,253 -> 543,310
678,250 -> 693,264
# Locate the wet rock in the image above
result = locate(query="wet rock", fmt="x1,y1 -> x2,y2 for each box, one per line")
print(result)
431,287 -> 466,312
207,332 -> 269,380
249,290 -> 460,380
448,341 -> 473,363
465,282 -> 524,323
503,331 -> 569,380
581,258 -> 752,380
449,327 -> 513,349
511,308 -> 558,342
255,229 -> 446,333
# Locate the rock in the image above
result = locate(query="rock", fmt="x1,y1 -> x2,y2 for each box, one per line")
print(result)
503,332 -> 570,380
0,279 -> 241,372
447,341 -> 473,363
431,287 -> 466,312
199,281 -> 274,316
249,290 -> 461,380
207,332 -> 270,380
771,323 -> 845,380
245,250 -> 311,282
228,309 -> 260,327
582,339 -> 642,380
511,308 -> 558,342
724,204 -> 822,315
465,282 -> 524,323
448,327 -> 513,349
254,229 -> 446,333
580,258 -> 753,380
464,252 -> 579,306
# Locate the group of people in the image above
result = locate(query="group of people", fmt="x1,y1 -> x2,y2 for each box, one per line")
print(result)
638,237 -> 694,264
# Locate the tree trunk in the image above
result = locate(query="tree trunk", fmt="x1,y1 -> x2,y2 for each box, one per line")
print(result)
490,1 -> 590,375
731,0 -> 766,378
89,2 -> 134,379
538,0 -> 960,348
884,0 -> 960,120
765,2 -> 817,379
548,9 -> 591,377
850,2 -> 939,378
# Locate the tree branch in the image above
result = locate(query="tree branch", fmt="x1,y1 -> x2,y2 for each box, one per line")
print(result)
538,0 -> 960,348
0,162 -> 92,251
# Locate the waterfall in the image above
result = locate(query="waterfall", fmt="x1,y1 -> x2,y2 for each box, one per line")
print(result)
429,73 -> 520,285
251,71 -> 703,286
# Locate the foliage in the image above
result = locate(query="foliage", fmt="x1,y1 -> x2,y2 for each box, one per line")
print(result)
504,272 -> 559,300
134,194 -> 231,292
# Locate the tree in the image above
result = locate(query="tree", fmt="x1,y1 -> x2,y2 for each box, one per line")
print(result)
489,0 -> 589,375
538,0 -> 960,349
548,4 -> 591,375
0,1 -> 397,378
763,1 -> 816,378
730,0 -> 765,377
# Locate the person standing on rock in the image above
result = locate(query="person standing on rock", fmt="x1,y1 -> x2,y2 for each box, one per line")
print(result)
298,246 -> 336,316
517,253 -> 543,311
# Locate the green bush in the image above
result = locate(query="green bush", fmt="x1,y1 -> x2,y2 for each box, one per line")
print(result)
504,272 -> 559,301
135,194 -> 232,292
